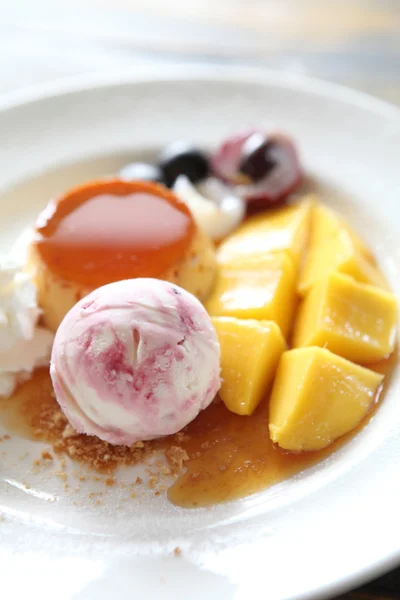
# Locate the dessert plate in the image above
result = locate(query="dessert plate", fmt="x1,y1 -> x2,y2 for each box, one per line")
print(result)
1,67 -> 400,600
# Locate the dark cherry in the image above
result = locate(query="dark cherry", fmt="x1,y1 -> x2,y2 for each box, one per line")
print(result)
119,162 -> 166,184
239,133 -> 277,181
211,129 -> 302,208
158,141 -> 209,188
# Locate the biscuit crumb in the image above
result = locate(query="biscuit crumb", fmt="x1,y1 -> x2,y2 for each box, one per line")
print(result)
55,470 -> 68,482
174,432 -> 190,443
13,371 -> 194,497
160,466 -> 172,476
166,446 -> 189,472
62,424 -> 77,439
173,547 -> 182,557
133,441 -> 145,448
41,451 -> 53,461
88,491 -> 103,499
149,476 -> 158,489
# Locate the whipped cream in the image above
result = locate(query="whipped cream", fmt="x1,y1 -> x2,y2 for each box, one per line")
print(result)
174,176 -> 245,240
0,260 -> 54,397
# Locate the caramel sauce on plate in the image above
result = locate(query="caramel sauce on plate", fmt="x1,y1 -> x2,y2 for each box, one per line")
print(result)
0,352 -> 395,508
34,180 -> 195,287
169,353 -> 395,507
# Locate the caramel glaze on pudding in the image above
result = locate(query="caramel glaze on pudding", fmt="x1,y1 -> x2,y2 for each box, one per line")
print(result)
29,179 -> 217,331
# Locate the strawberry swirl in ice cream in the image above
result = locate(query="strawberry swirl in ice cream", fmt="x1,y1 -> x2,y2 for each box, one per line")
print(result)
50,278 -> 221,445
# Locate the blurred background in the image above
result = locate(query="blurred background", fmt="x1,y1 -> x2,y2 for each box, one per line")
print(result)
1,0 -> 400,104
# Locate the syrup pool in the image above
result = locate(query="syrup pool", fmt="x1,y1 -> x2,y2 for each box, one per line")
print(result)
0,351 -> 395,508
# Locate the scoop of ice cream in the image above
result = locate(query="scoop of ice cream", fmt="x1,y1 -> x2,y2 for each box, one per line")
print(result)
50,278 -> 221,445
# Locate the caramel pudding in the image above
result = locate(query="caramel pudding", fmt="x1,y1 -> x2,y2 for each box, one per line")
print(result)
29,179 -> 216,330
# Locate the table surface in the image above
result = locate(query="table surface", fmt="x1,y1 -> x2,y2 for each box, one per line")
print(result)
1,0 -> 400,598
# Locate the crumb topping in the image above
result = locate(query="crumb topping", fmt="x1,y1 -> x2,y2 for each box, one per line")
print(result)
2,369 -> 191,499
166,446 -> 189,470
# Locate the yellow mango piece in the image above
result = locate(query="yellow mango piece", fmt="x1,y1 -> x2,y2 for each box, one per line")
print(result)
212,317 -> 286,415
269,347 -> 383,451
217,196 -> 314,266
206,252 -> 297,337
293,272 -> 397,363
298,204 -> 387,296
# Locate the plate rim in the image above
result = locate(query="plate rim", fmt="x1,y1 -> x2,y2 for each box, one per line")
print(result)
1,64 -> 400,123
1,64 -> 400,600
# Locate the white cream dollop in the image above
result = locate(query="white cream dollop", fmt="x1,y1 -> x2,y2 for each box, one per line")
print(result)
0,260 -> 54,397
173,176 -> 245,241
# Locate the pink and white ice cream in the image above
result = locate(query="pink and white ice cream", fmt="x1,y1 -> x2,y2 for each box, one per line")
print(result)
50,278 -> 221,445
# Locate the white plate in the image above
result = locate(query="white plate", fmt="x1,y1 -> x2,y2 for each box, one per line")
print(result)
1,67 -> 400,600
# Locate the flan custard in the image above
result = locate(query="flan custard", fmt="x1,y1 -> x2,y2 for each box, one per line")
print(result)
29,179 -> 217,331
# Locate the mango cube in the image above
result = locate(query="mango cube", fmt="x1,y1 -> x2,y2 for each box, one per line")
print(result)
212,317 -> 286,415
293,272 -> 397,363
206,252 -> 297,337
269,347 -> 383,451
217,196 -> 314,266
298,204 -> 387,296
